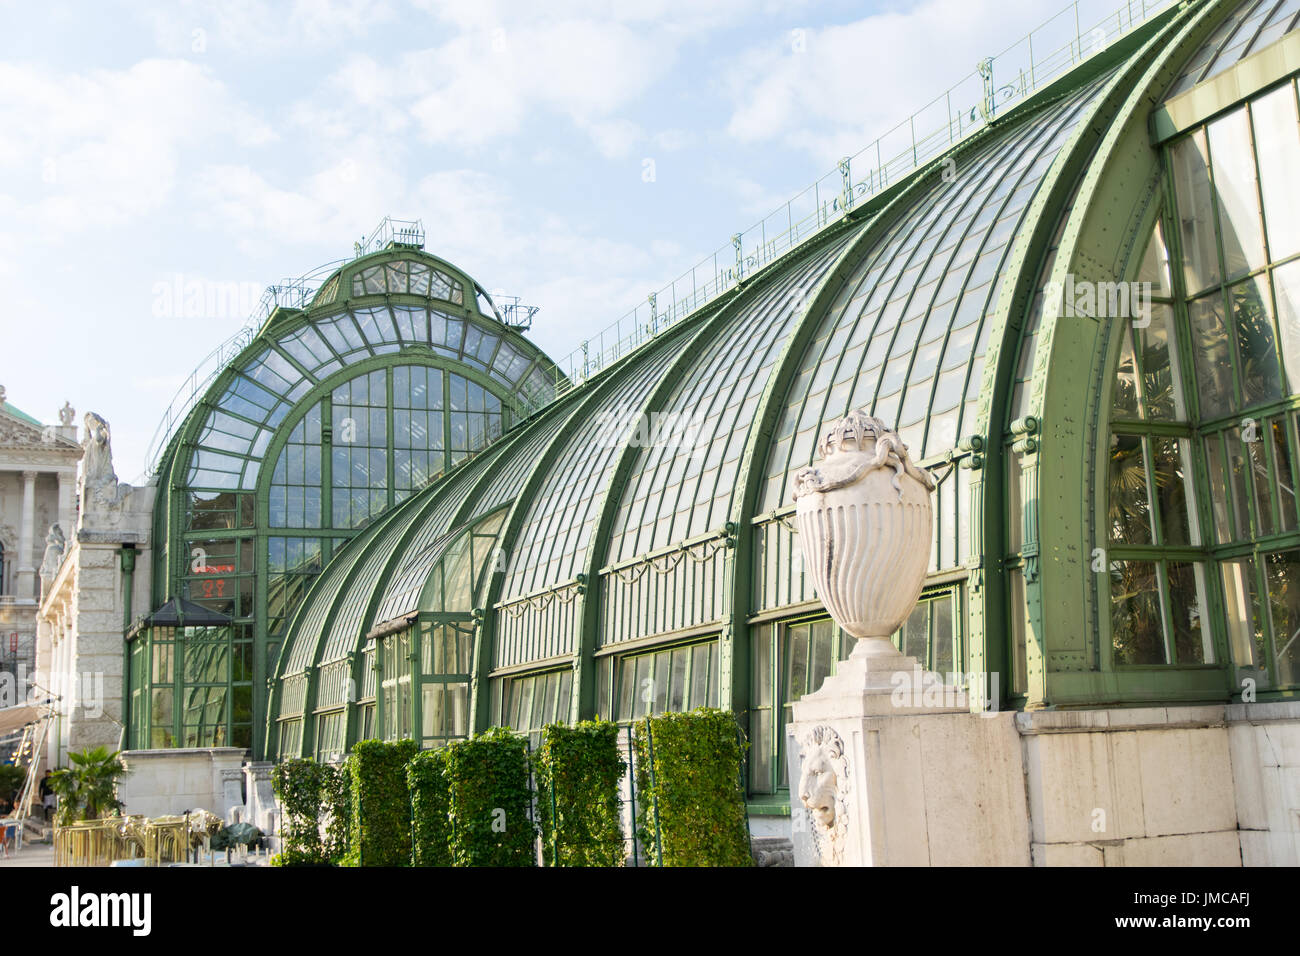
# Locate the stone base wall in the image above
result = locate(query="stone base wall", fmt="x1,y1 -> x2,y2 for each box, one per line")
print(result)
118,747 -> 247,819
784,699 -> 1300,866
1226,701 -> 1300,866
1021,708 -> 1242,866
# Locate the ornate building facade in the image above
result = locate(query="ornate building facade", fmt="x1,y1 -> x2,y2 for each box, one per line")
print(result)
0,387 -> 80,681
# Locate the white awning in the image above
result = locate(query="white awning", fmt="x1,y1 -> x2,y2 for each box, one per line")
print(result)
0,704 -> 49,738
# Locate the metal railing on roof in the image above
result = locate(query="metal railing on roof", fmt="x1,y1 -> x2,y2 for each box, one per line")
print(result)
141,259 -> 348,479
543,0 -> 1180,391
142,0 -> 1180,477
353,216 -> 426,257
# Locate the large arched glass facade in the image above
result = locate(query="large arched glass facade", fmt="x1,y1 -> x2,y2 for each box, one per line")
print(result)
1105,51 -> 1300,689
131,244 -> 560,754
261,0 -> 1300,802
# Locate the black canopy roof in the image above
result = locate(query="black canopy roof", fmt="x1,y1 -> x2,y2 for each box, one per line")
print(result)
127,597 -> 232,638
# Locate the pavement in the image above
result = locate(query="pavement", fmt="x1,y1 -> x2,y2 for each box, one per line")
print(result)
0,840 -> 54,867
0,839 -> 272,868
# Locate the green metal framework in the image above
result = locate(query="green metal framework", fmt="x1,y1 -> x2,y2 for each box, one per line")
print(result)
245,0 -> 1300,790
134,243 -> 561,755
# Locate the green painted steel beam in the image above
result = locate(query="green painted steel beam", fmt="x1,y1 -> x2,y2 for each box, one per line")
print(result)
568,302 -> 733,723
1021,0 -> 1233,709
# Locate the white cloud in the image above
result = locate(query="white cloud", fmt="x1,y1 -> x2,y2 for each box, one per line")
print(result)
193,146 -> 404,255
583,119 -> 644,160
306,17 -> 674,155
143,0 -> 394,55
0,59 -> 271,237
721,0 -> 1109,163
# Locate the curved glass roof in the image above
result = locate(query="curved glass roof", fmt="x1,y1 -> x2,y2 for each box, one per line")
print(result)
267,6 -> 1197,749
1166,0 -> 1300,99
608,229 -> 860,563
501,335 -> 689,599
760,75 -> 1110,513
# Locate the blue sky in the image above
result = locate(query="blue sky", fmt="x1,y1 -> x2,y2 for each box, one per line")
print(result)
0,0 -> 1134,480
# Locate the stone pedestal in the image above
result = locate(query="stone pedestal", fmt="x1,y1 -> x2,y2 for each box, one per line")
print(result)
788,642 -> 1031,867
241,761 -> 279,838
118,747 -> 248,818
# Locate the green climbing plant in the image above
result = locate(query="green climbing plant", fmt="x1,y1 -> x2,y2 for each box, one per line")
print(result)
407,748 -> 452,867
633,708 -> 753,867
443,728 -> 533,867
348,738 -> 418,867
534,720 -> 625,867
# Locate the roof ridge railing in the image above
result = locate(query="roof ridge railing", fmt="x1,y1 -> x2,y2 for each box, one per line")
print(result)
143,217 -> 431,477
141,0 -> 1180,480
544,0 -> 1180,392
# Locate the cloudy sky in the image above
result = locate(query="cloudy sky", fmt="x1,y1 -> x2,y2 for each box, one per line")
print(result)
0,0 -> 1136,480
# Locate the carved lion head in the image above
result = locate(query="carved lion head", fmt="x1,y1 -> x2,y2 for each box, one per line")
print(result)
797,725 -> 850,864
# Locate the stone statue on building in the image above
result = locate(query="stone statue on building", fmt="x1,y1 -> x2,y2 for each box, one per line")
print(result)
39,524 -> 65,580
79,411 -> 130,523
59,402 -> 75,426
81,412 -> 118,490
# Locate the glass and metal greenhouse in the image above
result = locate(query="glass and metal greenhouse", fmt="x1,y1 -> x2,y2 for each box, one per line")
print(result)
123,0 -> 1300,813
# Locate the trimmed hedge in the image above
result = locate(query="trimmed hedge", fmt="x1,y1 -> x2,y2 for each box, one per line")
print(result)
534,720 -> 626,867
444,728 -> 534,866
633,708 -> 753,867
349,738 -> 419,867
272,759 -> 333,866
321,757 -> 351,863
408,749 -> 452,867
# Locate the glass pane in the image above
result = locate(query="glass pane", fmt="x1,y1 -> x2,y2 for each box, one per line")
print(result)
1206,434 -> 1234,543
1273,260 -> 1300,393
448,683 -> 468,737
632,654 -> 651,719
1251,84 -> 1300,261
1265,548 -> 1300,686
1010,570 -> 1027,694
1167,562 -> 1210,664
556,670 -> 572,723
1109,433 -> 1154,545
1151,437 -> 1197,545
1170,130 -> 1220,294
1247,431 -> 1275,536
1188,294 -> 1234,418
785,625 -> 809,699
1112,326 -> 1142,418
1224,427 -> 1255,538
932,594 -> 955,676
1277,417 -> 1298,532
1111,560 -> 1168,665
1229,275 -> 1283,406
1207,108 -> 1267,280
691,643 -> 711,708
422,684 -> 443,737
1136,219 -> 1173,298
617,658 -> 634,721
752,628 -> 771,708
1139,305 -> 1186,421
809,619 -> 833,696
900,601 -> 928,663
651,652 -> 669,715
1221,558 -> 1266,671
750,702 -> 771,795
668,648 -> 688,713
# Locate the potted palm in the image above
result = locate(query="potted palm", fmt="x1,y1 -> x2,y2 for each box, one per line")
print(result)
49,746 -> 126,826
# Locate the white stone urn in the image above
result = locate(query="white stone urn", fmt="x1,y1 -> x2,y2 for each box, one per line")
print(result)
792,410 -> 935,658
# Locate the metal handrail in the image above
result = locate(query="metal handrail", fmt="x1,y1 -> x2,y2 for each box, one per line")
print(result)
141,0 -> 1179,480
544,0 -> 1179,392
